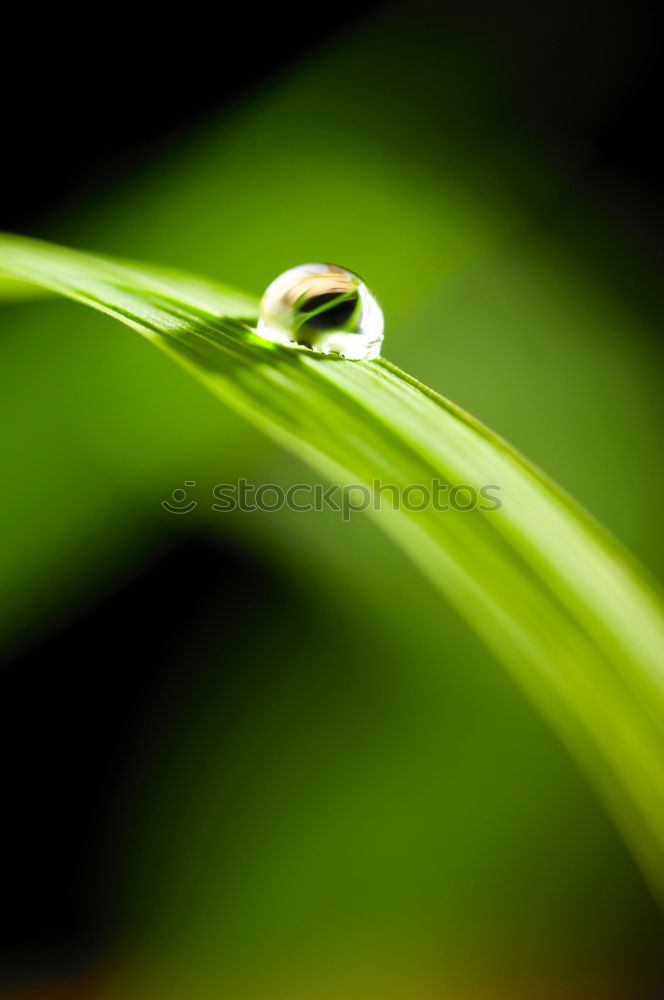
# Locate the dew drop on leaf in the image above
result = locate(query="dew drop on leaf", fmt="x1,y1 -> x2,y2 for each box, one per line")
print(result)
256,263 -> 384,360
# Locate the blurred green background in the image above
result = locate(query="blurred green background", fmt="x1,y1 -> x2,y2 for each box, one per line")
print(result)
1,5 -> 663,998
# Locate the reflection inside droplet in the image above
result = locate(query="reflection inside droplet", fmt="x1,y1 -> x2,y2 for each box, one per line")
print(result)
256,263 -> 384,360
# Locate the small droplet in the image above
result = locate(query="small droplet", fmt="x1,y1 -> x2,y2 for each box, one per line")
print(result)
256,263 -> 384,360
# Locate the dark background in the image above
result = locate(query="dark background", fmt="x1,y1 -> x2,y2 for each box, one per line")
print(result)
1,0 -> 662,987
2,1 -> 663,243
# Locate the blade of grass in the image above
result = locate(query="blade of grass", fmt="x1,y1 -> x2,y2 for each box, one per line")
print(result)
0,272 -> 51,301
1,231 -> 663,898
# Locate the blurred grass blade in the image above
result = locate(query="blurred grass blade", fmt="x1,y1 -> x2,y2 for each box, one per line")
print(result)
0,272 -> 51,301
1,232 -> 663,898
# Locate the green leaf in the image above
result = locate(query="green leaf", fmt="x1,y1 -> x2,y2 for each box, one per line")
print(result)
2,231 -> 663,899
0,272 -> 51,301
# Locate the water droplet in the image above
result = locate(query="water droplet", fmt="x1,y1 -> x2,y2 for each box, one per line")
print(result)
256,263 -> 384,360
